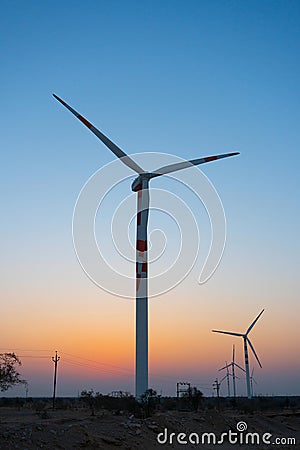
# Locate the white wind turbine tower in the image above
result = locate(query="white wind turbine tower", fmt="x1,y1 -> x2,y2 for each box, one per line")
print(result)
219,344 -> 245,398
53,94 -> 239,398
213,309 -> 264,399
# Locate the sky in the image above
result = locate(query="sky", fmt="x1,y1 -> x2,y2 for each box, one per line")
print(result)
1,0 -> 299,397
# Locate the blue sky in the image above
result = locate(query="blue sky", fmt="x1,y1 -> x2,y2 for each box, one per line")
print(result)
1,0 -> 299,396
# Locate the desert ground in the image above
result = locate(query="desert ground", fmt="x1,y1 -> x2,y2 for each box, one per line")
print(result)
0,398 -> 299,449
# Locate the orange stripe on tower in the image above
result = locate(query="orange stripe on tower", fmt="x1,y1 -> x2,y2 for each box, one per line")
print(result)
137,240 -> 147,252
137,212 -> 141,226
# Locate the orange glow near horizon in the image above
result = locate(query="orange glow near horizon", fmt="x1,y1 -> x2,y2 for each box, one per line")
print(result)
2,283 -> 300,396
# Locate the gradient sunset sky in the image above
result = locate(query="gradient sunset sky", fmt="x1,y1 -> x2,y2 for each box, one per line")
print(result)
1,0 -> 299,397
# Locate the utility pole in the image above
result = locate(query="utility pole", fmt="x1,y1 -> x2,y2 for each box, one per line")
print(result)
213,378 -> 221,410
213,378 -> 220,398
52,351 -> 60,409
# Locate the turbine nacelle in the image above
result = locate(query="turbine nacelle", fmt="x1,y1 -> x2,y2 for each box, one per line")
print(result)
131,174 -> 150,192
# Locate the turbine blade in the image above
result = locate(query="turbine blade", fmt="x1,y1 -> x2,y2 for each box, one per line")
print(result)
53,94 -> 144,174
234,363 -> 246,373
246,309 -> 265,335
232,344 -> 235,363
212,330 -> 243,337
247,338 -> 262,368
218,363 -> 230,371
149,152 -> 239,177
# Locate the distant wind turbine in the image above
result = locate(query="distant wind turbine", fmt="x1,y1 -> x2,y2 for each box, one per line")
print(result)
53,93 -> 239,398
219,345 -> 245,398
213,309 -> 264,399
250,367 -> 258,397
219,361 -> 231,397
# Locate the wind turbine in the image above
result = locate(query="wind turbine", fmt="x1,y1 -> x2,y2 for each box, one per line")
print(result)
53,93 -> 239,398
219,361 -> 231,397
250,368 -> 258,397
219,345 -> 245,398
212,309 -> 264,399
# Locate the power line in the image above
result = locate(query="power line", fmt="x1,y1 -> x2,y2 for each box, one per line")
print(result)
62,358 -> 133,375
2,349 -> 214,391
0,348 -> 52,352
60,352 -> 133,373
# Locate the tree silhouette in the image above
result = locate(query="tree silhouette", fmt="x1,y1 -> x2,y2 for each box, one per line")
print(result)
141,388 -> 159,416
0,353 -> 26,391
187,386 -> 203,411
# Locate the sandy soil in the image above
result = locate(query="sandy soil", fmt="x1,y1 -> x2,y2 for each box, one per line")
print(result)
0,407 -> 299,449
